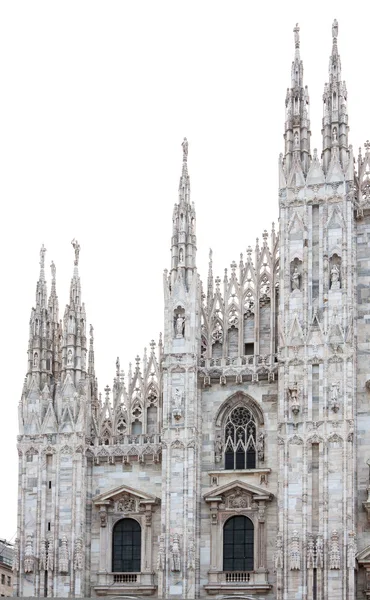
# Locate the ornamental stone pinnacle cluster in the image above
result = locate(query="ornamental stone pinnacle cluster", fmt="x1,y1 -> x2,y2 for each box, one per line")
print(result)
15,20 -> 370,600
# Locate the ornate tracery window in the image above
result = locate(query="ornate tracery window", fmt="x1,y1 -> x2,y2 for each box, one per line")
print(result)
112,518 -> 141,573
224,407 -> 256,469
223,515 -> 254,572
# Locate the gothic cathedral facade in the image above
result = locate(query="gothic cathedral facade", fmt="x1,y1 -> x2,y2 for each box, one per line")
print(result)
15,21 -> 370,599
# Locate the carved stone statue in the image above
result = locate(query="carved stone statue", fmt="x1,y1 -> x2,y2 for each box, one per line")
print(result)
347,531 -> 356,569
274,533 -> 283,571
71,239 -> 80,266
257,432 -> 265,461
332,19 -> 338,39
214,435 -> 223,462
33,352 -> 39,368
316,535 -> 323,569
39,538 -> 47,571
182,137 -> 188,160
187,537 -> 195,571
331,382 -> 339,412
330,264 -> 340,290
40,244 -> 46,270
170,534 -> 181,572
329,529 -> 340,569
50,261 -> 56,279
116,357 -> 120,376
46,536 -> 54,571
294,131 -> 299,147
332,127 -> 338,142
291,267 -> 300,290
175,314 -> 185,338
290,530 -> 300,570
157,534 -> 165,571
74,536 -> 84,571
179,248 -> 184,263
306,535 -> 315,569
59,536 -> 69,573
67,349 -> 73,365
24,533 -> 34,573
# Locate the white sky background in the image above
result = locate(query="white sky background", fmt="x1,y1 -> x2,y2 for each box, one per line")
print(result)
0,0 -> 368,541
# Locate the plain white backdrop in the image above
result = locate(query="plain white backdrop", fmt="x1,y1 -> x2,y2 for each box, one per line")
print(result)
0,0 -> 368,541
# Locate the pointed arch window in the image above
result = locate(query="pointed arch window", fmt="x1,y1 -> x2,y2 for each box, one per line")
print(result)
223,516 -> 254,572
224,407 -> 256,469
112,518 -> 141,573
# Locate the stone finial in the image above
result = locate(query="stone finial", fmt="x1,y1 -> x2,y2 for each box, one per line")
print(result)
71,239 -> 80,266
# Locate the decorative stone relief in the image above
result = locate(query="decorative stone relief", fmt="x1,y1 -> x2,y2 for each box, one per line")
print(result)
99,508 -> 107,527
170,534 -> 181,572
274,533 -> 283,571
24,533 -> 34,573
59,536 -> 69,574
329,530 -> 340,569
116,493 -> 136,512
228,488 -> 250,509
290,530 -> 300,570
157,534 -> 165,571
12,538 -> 20,572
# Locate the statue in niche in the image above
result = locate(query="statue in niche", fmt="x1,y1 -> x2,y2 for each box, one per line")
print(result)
291,267 -> 300,290
67,349 -> 73,365
332,127 -> 338,142
214,435 -> 223,462
175,314 -> 185,338
170,534 -> 181,572
294,132 -> 299,147
179,248 -> 184,263
33,352 -> 39,368
257,432 -> 265,461
331,382 -> 339,412
330,264 -> 340,290
173,388 -> 182,408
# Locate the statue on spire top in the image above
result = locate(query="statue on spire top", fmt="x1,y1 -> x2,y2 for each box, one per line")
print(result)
332,19 -> 338,39
40,244 -> 46,270
293,23 -> 300,49
71,239 -> 80,266
182,137 -> 188,161
50,261 -> 56,279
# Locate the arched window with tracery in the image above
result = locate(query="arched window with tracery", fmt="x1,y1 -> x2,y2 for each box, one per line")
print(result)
224,406 -> 256,469
223,515 -> 254,572
112,518 -> 141,573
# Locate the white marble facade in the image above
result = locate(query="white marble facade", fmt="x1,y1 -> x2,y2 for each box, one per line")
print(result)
15,21 -> 370,600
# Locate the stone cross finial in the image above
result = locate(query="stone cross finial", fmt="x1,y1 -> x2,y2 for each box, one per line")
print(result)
182,137 -> 188,161
40,244 -> 46,270
332,19 -> 338,39
293,23 -> 300,49
71,239 -> 80,266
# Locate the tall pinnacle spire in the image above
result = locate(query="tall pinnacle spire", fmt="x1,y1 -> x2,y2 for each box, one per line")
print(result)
283,23 -> 311,176
321,19 -> 349,172
169,139 -> 197,289
179,137 -> 190,203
